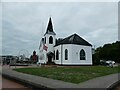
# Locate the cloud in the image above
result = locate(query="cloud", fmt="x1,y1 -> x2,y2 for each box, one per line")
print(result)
2,2 -> 118,55
83,24 -> 118,47
2,18 -> 40,55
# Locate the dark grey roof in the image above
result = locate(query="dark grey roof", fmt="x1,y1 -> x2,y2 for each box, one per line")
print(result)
44,17 -> 56,35
55,33 -> 92,46
56,38 -> 63,44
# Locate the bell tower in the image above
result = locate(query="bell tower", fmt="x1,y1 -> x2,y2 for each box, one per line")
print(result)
44,17 -> 56,53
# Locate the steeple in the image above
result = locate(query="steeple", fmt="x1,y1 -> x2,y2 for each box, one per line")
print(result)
47,17 -> 53,32
44,17 -> 56,36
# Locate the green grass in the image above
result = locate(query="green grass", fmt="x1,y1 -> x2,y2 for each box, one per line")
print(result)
13,66 -> 120,84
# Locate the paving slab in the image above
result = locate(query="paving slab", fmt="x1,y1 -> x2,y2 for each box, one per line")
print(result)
78,73 -> 120,88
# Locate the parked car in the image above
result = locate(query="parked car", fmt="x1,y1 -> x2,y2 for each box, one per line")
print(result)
100,60 -> 115,65
106,60 -> 115,65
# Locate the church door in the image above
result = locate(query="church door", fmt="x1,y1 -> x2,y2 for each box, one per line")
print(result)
48,55 -> 52,63
47,52 -> 54,64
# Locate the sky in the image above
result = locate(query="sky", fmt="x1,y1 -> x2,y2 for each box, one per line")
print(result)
1,2 -> 118,56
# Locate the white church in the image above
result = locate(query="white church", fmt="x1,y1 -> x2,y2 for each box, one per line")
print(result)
39,17 -> 92,65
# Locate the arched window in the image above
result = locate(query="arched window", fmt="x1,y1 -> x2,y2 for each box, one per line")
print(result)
49,36 -> 53,44
80,49 -> 86,60
44,37 -> 46,44
53,50 -> 55,60
56,50 -> 59,60
65,49 -> 68,60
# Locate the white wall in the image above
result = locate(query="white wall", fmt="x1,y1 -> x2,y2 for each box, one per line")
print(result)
40,34 -> 56,63
54,44 -> 92,65
70,44 -> 92,65
54,45 -> 61,64
39,49 -> 47,64
62,44 -> 72,65
45,34 -> 56,53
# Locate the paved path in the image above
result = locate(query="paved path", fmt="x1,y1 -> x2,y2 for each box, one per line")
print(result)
78,73 -> 120,88
2,77 -> 32,90
2,65 -> 120,89
1,65 -> 32,89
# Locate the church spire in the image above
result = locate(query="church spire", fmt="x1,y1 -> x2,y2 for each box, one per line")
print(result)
44,17 -> 56,36
47,17 -> 53,32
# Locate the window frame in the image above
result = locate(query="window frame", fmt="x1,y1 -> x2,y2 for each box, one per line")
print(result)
56,50 -> 59,60
44,37 -> 46,44
80,49 -> 86,60
49,36 -> 53,44
65,49 -> 68,60
53,50 -> 55,60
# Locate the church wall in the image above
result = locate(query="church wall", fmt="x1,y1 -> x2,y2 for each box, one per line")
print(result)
71,44 -> 92,65
44,34 -> 56,53
39,50 -> 47,64
54,44 -> 92,65
62,44 -> 73,65
54,44 -> 73,65
54,45 -> 61,64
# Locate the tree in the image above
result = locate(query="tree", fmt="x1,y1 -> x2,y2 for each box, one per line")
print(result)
93,41 -> 120,65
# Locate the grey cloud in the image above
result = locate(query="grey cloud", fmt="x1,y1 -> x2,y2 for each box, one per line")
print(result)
2,2 -> 118,55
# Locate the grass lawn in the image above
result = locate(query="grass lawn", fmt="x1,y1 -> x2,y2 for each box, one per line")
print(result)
13,66 -> 120,84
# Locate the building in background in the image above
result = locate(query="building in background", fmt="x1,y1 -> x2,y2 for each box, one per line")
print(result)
30,50 -> 38,64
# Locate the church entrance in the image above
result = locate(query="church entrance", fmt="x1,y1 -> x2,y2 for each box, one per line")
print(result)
47,52 -> 54,64
48,55 -> 52,63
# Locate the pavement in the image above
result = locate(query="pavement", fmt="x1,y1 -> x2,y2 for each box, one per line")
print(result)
2,65 -> 120,90
2,77 -> 32,89
78,73 -> 120,88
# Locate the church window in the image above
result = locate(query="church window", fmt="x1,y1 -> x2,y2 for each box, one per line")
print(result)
80,49 -> 86,60
45,37 -> 46,44
49,36 -> 53,44
56,50 -> 59,60
65,49 -> 68,60
53,50 -> 55,60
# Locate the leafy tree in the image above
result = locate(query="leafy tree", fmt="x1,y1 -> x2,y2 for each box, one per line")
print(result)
93,41 -> 120,65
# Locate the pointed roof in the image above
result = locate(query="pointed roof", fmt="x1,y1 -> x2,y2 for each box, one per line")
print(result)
55,33 -> 92,46
44,17 -> 56,35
